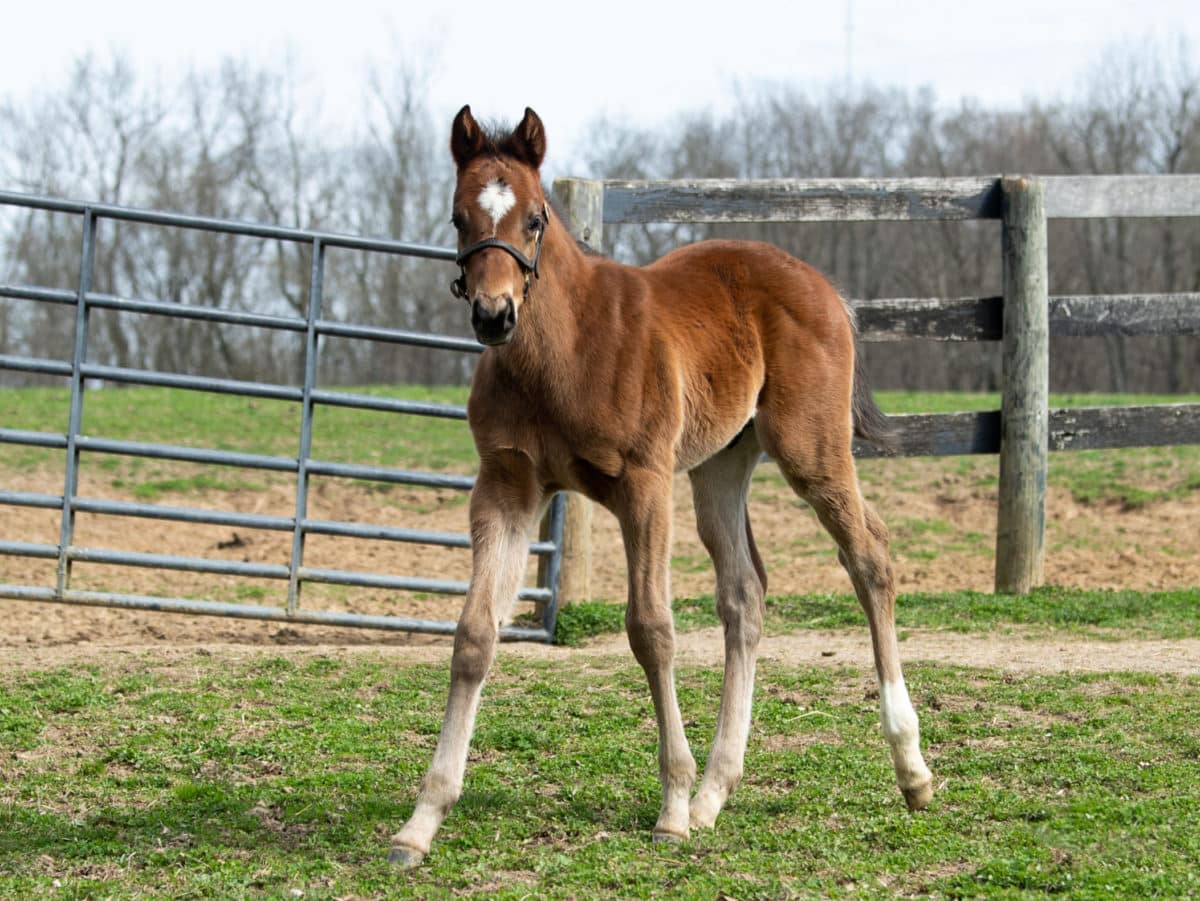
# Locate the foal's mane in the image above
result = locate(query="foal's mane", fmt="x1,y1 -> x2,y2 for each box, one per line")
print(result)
470,118 -> 539,167
466,118 -> 605,258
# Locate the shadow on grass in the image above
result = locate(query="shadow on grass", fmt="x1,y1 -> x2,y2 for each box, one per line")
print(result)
0,782 -> 404,862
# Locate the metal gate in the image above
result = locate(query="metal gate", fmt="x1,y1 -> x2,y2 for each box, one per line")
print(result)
0,190 -> 564,642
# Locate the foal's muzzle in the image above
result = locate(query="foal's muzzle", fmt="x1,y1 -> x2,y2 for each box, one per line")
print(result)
471,295 -> 517,345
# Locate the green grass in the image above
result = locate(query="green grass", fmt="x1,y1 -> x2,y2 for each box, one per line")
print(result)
555,586 -> 1200,646
873,390 -> 1200,414
5,385 -> 1200,511
3,386 -> 1194,896
866,391 -> 1200,508
1047,445 -> 1200,508
2,386 -> 1197,471
0,384 -> 477,501
117,472 -> 269,500
2,653 -> 1198,898
0,384 -> 476,472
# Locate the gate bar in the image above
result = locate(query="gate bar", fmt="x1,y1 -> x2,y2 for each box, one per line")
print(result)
0,354 -> 73,378
298,566 -> 552,601
0,584 -> 551,641
305,460 -> 474,489
0,189 -> 458,258
309,389 -> 466,419
0,491 -> 61,509
0,282 -> 487,354
0,541 -> 57,558
56,210 -> 96,595
0,491 -> 556,553
0,188 -> 567,642
68,546 -> 290,579
0,285 -> 76,305
288,239 -> 323,614
315,321 -> 482,353
0,426 -> 480,489
541,492 -> 567,635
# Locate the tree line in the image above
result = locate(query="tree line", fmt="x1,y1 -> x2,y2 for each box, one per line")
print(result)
2,41 -> 1197,392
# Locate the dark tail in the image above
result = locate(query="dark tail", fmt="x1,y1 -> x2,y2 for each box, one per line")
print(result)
851,342 -> 899,454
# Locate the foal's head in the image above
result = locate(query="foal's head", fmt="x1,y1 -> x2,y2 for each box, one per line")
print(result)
449,105 -> 549,346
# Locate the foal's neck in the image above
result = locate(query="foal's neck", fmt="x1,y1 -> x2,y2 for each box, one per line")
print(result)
498,212 -> 594,391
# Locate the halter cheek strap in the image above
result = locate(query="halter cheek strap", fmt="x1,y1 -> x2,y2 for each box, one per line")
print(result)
450,204 -> 548,303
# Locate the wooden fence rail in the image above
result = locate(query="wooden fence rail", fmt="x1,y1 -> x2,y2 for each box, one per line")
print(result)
550,174 -> 1200,599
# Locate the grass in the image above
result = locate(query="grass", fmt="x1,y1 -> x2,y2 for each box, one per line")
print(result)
0,386 -> 1195,461
1,652 -> 1198,898
0,383 -> 476,473
867,391 -> 1200,509
0,383 -> 477,502
2,385 -> 1196,895
873,390 -> 1200,415
555,585 -> 1200,646
5,385 -> 1200,510
16,387 -> 1192,461
0,381 -> 1195,513
118,472 -> 270,500
886,516 -> 988,561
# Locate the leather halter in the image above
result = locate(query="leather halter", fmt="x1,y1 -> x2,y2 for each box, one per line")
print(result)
450,204 -> 548,303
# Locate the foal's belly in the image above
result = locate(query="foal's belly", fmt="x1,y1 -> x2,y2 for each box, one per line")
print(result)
674,387 -> 759,472
667,313 -> 766,472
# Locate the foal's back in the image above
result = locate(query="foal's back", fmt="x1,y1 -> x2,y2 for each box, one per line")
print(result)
625,238 -> 859,469
641,238 -> 855,355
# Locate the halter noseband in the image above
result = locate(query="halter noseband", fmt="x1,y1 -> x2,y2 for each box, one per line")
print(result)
450,205 -> 548,303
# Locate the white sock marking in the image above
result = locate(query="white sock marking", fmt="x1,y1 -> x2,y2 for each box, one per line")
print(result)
478,180 -> 516,229
880,680 -> 918,743
880,678 -> 931,789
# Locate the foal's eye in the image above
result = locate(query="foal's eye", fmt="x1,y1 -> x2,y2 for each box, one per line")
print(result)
527,214 -> 543,232
450,213 -> 466,231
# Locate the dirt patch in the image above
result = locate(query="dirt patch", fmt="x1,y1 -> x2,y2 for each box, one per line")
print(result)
2,457 -> 1199,661
587,627 -> 1200,675
3,627 -> 1199,677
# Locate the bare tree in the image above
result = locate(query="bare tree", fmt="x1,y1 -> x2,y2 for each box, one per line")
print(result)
320,57 -> 465,386
2,39 -> 1196,392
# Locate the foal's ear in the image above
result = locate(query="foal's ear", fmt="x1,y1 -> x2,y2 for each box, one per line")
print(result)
451,105 -> 486,169
508,107 -> 547,170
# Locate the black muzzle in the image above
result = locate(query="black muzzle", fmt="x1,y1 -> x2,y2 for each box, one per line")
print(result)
471,296 -> 517,345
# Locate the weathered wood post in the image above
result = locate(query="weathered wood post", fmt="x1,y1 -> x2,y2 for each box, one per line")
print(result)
994,176 -> 1049,594
541,177 -> 603,604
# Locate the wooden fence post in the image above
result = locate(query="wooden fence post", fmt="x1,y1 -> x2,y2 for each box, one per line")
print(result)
994,176 -> 1049,594
542,177 -> 603,604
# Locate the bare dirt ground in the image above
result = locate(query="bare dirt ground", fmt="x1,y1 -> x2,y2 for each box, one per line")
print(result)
2,455 -> 1198,673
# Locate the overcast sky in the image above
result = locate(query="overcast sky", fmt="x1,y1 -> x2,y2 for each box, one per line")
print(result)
3,0 -> 1196,177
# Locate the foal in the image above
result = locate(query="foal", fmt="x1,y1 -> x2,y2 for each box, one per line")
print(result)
390,106 -> 933,866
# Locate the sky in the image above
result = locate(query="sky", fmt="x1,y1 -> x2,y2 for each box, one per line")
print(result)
2,0 -> 1196,178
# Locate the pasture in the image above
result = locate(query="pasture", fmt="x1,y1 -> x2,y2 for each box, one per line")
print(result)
2,624 -> 1200,897
3,385 -> 1199,632
2,385 -> 1200,897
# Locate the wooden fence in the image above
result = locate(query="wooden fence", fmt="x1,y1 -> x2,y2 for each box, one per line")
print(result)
549,174 -> 1200,598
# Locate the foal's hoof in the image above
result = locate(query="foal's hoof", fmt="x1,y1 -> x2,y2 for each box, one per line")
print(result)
652,829 -> 688,845
902,780 -> 934,812
688,796 -> 720,830
387,845 -> 426,869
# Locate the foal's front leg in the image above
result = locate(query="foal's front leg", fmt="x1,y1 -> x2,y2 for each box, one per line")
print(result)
618,469 -> 697,842
390,454 -> 542,867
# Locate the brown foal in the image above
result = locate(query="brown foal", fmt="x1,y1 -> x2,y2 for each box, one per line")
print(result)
389,106 -> 933,866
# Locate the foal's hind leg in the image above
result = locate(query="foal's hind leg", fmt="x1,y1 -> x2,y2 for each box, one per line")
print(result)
764,429 -> 934,811
687,433 -> 766,829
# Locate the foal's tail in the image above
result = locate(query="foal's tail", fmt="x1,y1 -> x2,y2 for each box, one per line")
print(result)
851,338 -> 900,455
